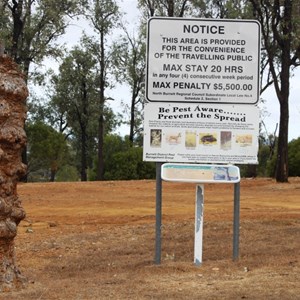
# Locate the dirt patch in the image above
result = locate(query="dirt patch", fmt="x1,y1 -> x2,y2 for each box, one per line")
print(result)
1,178 -> 299,299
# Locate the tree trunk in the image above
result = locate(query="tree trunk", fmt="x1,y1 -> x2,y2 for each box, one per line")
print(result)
97,31 -> 105,180
129,70 -> 142,146
0,40 -> 4,56
129,92 -> 136,146
50,169 -> 56,182
11,0 -> 24,64
97,113 -> 105,180
274,0 -> 292,183
80,80 -> 88,182
81,129 -> 87,182
275,99 -> 289,182
0,56 -> 27,290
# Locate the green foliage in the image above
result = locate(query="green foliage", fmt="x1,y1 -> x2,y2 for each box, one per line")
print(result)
288,138 -> 300,176
88,134 -> 155,180
257,144 -> 272,177
27,121 -> 71,181
104,147 -> 155,180
240,136 -> 300,178
1,0 -> 82,76
56,165 -> 79,182
238,133 -> 279,178
138,0 -> 204,17
49,41 -> 121,180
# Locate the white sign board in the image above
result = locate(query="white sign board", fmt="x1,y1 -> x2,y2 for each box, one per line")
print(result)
143,102 -> 259,164
146,17 -> 260,104
161,163 -> 240,183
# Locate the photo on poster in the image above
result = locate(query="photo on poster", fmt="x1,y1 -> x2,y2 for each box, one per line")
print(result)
235,134 -> 253,147
185,131 -> 197,149
199,132 -> 218,145
166,132 -> 182,145
150,129 -> 162,147
220,131 -> 232,150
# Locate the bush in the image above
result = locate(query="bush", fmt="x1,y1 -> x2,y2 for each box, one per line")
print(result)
56,165 -> 79,182
288,138 -> 300,176
104,147 -> 156,180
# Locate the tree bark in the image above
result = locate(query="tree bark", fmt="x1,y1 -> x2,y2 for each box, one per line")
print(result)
0,56 -> 27,290
274,0 -> 292,183
80,80 -> 88,182
97,30 -> 105,180
275,102 -> 289,181
0,40 -> 4,56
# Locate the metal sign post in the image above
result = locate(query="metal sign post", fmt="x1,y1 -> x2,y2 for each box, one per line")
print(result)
155,162 -> 163,264
195,185 -> 204,265
233,182 -> 240,260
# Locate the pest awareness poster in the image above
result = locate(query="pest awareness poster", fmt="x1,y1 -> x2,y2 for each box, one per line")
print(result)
143,102 -> 259,164
146,18 -> 260,104
143,17 -> 260,164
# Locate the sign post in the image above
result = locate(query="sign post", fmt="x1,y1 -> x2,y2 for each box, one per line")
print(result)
233,182 -> 240,260
155,163 -> 162,264
195,184 -> 204,265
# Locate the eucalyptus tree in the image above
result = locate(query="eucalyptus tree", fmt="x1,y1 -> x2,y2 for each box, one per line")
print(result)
82,0 -> 121,180
249,0 -> 300,182
49,39 -> 120,181
0,0 -> 81,79
51,45 -> 99,181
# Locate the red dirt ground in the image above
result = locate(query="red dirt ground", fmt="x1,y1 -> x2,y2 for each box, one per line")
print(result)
1,178 -> 299,299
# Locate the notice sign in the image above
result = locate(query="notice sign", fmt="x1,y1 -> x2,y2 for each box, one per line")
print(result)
143,102 -> 259,164
146,17 -> 260,104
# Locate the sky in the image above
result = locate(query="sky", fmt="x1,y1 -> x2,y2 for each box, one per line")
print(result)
35,0 -> 299,141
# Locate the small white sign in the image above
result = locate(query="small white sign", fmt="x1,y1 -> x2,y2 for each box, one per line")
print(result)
146,17 -> 260,104
161,163 -> 240,183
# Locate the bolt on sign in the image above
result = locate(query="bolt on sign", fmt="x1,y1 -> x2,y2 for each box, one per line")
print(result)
143,17 -> 261,165
146,17 -> 260,105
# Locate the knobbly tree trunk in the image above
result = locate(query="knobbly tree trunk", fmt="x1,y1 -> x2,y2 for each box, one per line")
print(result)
0,55 -> 28,291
